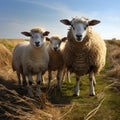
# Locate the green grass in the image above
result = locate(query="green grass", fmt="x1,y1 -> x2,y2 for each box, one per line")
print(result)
0,39 -> 120,120
47,73 -> 114,120
47,66 -> 120,120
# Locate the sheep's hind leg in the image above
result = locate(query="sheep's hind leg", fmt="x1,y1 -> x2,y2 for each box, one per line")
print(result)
36,72 -> 42,97
66,70 -> 71,83
16,71 -> 21,87
73,75 -> 80,96
57,70 -> 62,91
22,74 -> 27,86
89,71 -> 96,96
28,73 -> 34,97
61,68 -> 66,82
48,70 -> 52,89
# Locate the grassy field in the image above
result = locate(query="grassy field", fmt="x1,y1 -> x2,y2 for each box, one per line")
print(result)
0,39 -> 120,120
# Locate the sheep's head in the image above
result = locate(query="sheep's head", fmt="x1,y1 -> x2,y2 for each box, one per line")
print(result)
46,36 -> 67,51
60,17 -> 100,42
21,28 -> 50,48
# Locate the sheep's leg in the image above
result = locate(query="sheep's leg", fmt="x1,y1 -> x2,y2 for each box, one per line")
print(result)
41,75 -> 45,84
28,73 -> 34,97
73,75 -> 80,96
61,68 -> 66,82
22,74 -> 27,86
16,71 -> 21,86
62,68 -> 71,83
36,72 -> 42,97
66,70 -> 71,83
57,70 -> 62,90
48,70 -> 52,89
89,71 -> 96,96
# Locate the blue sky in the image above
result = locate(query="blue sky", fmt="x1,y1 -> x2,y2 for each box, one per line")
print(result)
0,0 -> 120,39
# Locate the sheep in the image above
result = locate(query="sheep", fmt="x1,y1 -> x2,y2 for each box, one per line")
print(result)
46,35 -> 67,90
60,17 -> 107,96
12,28 -> 50,97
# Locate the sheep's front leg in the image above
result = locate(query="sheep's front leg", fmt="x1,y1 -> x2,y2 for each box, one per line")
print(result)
66,70 -> 71,83
28,73 -> 34,97
61,68 -> 66,82
36,72 -> 42,97
16,71 -> 21,86
57,70 -> 62,90
89,71 -> 96,96
73,75 -> 80,96
22,74 -> 27,86
62,68 -> 71,83
48,70 -> 52,89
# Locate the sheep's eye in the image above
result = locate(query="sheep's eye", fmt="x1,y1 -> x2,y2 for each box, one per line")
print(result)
71,25 -> 75,30
59,42 -> 61,46
31,35 -> 34,39
41,35 -> 44,39
84,25 -> 88,30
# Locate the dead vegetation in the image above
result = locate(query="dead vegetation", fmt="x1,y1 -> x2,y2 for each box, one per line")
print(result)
106,40 -> 120,81
0,39 -> 120,120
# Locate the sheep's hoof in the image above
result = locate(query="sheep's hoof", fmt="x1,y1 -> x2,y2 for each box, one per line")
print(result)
18,85 -> 22,89
73,94 -> 79,97
28,92 -> 34,98
89,94 -> 95,96
36,86 -> 41,97
36,92 -> 41,97
57,86 -> 62,92
47,85 -> 51,90
28,88 -> 34,98
36,88 -> 41,97
23,82 -> 27,86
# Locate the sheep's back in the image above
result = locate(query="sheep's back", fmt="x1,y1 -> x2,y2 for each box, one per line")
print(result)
88,31 -> 106,73
12,42 -> 29,73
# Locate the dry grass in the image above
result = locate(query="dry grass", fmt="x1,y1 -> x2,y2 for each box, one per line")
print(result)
108,65 -> 120,79
0,39 -> 75,120
106,40 -> 120,79
0,39 -> 120,120
0,44 -> 12,68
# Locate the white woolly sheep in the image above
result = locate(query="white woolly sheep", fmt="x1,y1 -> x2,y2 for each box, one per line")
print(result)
60,17 -> 107,96
12,28 -> 50,97
46,35 -> 67,90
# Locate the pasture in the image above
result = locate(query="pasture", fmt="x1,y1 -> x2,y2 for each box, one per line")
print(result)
0,39 -> 120,120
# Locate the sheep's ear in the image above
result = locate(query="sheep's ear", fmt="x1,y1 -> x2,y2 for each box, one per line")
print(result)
21,32 -> 31,37
60,19 -> 71,26
46,37 -> 50,41
43,31 -> 50,36
61,37 -> 67,42
88,20 -> 100,26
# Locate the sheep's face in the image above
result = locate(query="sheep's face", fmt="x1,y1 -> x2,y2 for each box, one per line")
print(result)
70,20 -> 88,42
30,32 -> 45,47
50,39 -> 61,51
60,17 -> 100,42
21,29 -> 50,48
46,36 -> 67,51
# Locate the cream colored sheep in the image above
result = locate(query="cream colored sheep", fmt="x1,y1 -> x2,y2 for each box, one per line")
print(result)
60,17 -> 107,96
46,35 -> 67,90
12,28 -> 50,97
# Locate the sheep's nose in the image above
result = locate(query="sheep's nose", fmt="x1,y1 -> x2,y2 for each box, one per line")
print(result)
54,47 -> 58,51
35,41 -> 40,47
76,35 -> 82,41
